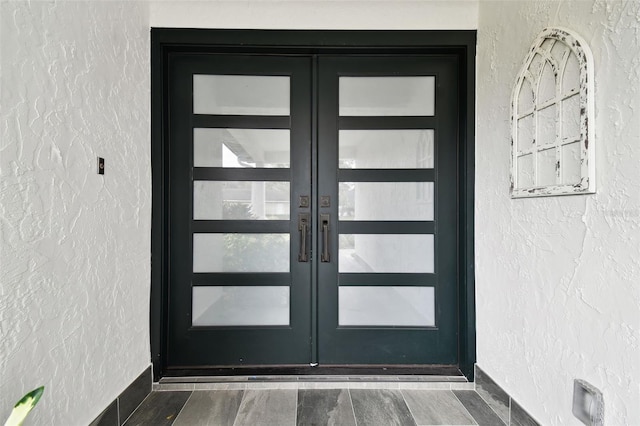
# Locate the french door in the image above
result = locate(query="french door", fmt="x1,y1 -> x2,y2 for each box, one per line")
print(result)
165,52 -> 460,368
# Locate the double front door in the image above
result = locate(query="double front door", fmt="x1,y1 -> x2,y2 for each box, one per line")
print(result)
166,53 -> 460,368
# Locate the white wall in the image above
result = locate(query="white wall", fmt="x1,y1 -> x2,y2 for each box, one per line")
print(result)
476,1 -> 640,425
150,0 -> 478,29
0,2 -> 151,424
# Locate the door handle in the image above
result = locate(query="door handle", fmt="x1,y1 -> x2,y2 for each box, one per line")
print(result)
320,214 -> 330,262
298,213 -> 310,262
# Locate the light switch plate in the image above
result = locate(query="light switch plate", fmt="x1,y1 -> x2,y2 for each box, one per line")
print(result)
97,157 -> 105,175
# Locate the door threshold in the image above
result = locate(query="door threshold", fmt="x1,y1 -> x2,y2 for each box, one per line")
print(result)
161,365 -> 464,379
156,372 -> 473,391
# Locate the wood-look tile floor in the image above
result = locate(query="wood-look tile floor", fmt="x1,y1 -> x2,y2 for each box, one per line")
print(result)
123,389 -> 506,426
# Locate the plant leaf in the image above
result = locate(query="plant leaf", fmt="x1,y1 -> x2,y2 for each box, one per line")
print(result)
4,387 -> 44,426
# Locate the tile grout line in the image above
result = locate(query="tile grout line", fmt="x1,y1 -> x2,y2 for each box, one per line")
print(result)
473,388 -> 509,426
169,390 -> 194,425
231,388 -> 249,426
293,388 -> 298,426
121,391 -> 154,426
347,388 -> 359,426
398,389 -> 420,426
450,390 -> 480,426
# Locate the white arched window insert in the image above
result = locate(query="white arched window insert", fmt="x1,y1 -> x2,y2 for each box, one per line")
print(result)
511,27 -> 595,198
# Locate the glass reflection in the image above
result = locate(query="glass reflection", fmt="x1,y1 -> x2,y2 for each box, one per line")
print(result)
193,233 -> 290,273
194,181 -> 290,220
339,234 -> 434,273
339,182 -> 433,221
194,128 -> 290,168
339,130 -> 434,169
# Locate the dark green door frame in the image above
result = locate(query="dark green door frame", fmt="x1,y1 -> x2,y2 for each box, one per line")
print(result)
151,29 -> 476,380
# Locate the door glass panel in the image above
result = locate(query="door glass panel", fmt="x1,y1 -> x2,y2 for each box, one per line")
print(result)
339,130 -> 434,169
193,233 -> 289,273
193,286 -> 289,326
339,76 -> 435,116
194,128 -> 290,168
339,234 -> 434,273
339,182 -> 433,221
193,75 -> 290,115
339,286 -> 435,326
194,181 -> 290,220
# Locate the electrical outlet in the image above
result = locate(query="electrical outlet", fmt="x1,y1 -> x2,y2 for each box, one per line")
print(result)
572,379 -> 604,426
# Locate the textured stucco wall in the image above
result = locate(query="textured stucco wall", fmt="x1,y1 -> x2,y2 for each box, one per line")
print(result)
150,0 -> 478,29
476,1 -> 640,425
0,2 -> 151,424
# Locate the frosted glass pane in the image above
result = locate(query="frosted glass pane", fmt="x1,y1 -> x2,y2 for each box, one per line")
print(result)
193,75 -> 289,115
562,142 -> 582,185
339,130 -> 433,169
194,128 -> 290,168
193,181 -> 290,220
193,233 -> 289,273
561,94 -> 581,140
517,115 -> 535,151
538,62 -> 556,104
339,182 -> 433,221
193,286 -> 289,326
339,286 -> 434,326
339,234 -> 434,273
538,148 -> 557,186
517,154 -> 534,188
339,77 -> 435,116
537,105 -> 556,146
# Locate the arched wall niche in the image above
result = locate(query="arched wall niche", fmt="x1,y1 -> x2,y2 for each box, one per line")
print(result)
511,27 -> 595,198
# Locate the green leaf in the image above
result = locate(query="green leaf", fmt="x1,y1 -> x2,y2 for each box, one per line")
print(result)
4,387 -> 44,426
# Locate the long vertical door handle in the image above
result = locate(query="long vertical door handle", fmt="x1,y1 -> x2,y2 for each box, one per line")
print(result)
298,213 -> 309,262
320,214 -> 330,262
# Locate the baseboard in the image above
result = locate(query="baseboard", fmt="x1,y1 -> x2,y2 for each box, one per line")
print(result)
475,365 -> 540,426
89,367 -> 152,426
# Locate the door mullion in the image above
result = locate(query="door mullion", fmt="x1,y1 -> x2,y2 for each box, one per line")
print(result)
310,54 -> 320,365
